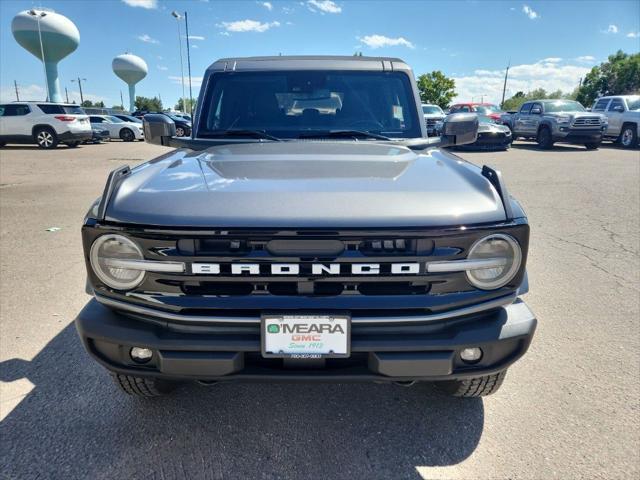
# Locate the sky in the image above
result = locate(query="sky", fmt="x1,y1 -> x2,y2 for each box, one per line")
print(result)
1,0 -> 639,109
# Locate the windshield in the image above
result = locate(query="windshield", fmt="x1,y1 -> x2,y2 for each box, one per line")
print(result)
199,70 -> 421,139
626,96 -> 640,111
166,114 -> 187,122
544,101 -> 585,113
422,105 -> 443,115
108,116 -> 124,123
474,104 -> 501,114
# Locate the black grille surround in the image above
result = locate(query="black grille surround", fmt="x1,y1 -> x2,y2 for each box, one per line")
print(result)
82,219 -> 529,321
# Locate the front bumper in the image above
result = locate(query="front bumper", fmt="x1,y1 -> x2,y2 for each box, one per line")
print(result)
75,298 -> 537,382
554,127 -> 604,143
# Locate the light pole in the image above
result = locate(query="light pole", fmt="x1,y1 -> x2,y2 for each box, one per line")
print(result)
71,77 -> 86,104
184,10 -> 194,116
171,11 -> 186,114
27,9 -> 49,101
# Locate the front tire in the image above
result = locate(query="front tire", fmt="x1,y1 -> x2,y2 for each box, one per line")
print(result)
111,373 -> 178,397
619,124 -> 638,148
34,127 -> 58,149
119,128 -> 135,142
435,370 -> 507,397
585,141 -> 600,150
536,127 -> 553,150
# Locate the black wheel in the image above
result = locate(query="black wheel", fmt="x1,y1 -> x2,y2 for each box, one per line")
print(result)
585,141 -> 600,150
175,126 -> 185,137
119,128 -> 135,142
619,123 -> 638,149
536,127 -> 553,149
435,370 -> 507,397
111,373 -> 178,397
66,141 -> 80,148
34,127 -> 58,149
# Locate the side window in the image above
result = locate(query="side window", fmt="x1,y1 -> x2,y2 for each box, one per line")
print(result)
90,116 -> 103,123
608,98 -> 624,112
519,103 -> 532,114
38,104 -> 63,114
0,105 -> 5,117
593,98 -> 610,112
458,106 -> 471,112
0,105 -> 30,116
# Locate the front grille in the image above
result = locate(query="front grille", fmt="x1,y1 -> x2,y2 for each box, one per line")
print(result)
572,116 -> 601,127
84,224 -> 529,315
425,118 -> 440,127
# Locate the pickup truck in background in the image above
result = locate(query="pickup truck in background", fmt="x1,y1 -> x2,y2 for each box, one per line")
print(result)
591,95 -> 640,148
506,99 -> 607,150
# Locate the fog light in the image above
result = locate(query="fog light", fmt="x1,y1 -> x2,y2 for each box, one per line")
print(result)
130,347 -> 153,363
460,347 -> 482,363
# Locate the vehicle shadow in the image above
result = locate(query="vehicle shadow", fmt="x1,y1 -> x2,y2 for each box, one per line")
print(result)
0,323 -> 484,479
510,142 -> 591,152
0,145 -> 87,151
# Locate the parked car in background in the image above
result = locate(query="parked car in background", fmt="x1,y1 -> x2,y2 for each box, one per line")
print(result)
453,115 -> 512,150
89,115 -> 144,142
0,102 -> 91,148
509,100 -> 607,150
591,95 -> 639,148
449,103 -> 505,122
422,104 -> 445,136
151,112 -> 192,137
86,127 -> 110,144
112,114 -> 143,124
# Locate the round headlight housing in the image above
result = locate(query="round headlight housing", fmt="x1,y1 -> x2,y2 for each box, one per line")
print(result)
90,234 -> 145,290
466,234 -> 522,290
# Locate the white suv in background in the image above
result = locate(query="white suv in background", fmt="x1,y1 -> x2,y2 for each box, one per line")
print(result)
88,115 -> 144,142
591,95 -> 640,148
0,102 -> 92,149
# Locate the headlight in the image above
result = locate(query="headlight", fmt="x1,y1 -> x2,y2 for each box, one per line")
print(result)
90,234 -> 145,290
465,234 -> 522,290
556,116 -> 571,124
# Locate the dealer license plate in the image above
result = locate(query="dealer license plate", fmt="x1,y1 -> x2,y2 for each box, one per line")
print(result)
262,315 -> 350,359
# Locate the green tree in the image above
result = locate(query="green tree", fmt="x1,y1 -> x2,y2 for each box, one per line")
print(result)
111,105 -> 124,111
135,96 -> 163,112
416,71 -> 456,109
81,100 -> 94,107
94,101 -> 105,108
576,50 -> 640,106
174,97 -> 197,114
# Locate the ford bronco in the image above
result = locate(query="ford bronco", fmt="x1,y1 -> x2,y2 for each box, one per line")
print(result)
75,56 -> 536,398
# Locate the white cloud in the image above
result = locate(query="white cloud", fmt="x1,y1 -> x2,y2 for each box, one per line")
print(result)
219,19 -> 280,32
191,45 -> 199,49
187,35 -> 205,41
169,76 -> 204,87
121,0 -> 157,9
451,59 -> 590,105
576,55 -> 596,63
307,0 -> 342,14
627,31 -> 639,38
260,1 -> 273,10
542,57 -> 562,63
157,65 -> 168,71
604,24 -> 619,34
522,4 -> 539,20
219,31 -> 230,36
0,84 -> 45,102
358,34 -> 414,49
137,34 -> 159,44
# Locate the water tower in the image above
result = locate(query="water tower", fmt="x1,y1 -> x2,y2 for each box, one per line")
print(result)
112,54 -> 148,112
12,9 -> 80,103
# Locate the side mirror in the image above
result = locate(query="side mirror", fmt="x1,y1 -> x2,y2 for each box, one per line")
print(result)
530,107 -> 542,115
438,113 -> 478,147
143,114 -> 176,146
613,105 -> 624,112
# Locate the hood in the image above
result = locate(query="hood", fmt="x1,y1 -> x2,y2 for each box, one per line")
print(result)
105,141 -> 507,228
478,122 -> 511,133
423,113 -> 445,119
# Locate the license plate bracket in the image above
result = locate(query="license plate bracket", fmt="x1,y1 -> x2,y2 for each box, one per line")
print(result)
261,314 -> 351,359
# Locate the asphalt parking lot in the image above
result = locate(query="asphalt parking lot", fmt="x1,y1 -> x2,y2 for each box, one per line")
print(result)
1,140 -> 638,479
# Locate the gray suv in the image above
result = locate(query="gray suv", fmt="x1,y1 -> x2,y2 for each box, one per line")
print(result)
591,95 -> 640,148
511,99 -> 607,150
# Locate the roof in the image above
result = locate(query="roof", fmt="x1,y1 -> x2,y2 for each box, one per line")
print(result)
206,55 -> 411,73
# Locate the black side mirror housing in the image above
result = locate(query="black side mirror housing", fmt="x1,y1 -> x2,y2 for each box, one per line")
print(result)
143,114 -> 176,146
437,113 -> 479,147
613,105 -> 625,112
530,107 -> 542,115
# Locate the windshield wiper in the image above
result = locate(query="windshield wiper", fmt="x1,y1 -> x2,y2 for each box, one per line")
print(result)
298,130 -> 391,141
201,129 -> 282,141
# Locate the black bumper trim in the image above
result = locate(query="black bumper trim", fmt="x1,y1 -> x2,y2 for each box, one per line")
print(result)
75,298 -> 537,382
